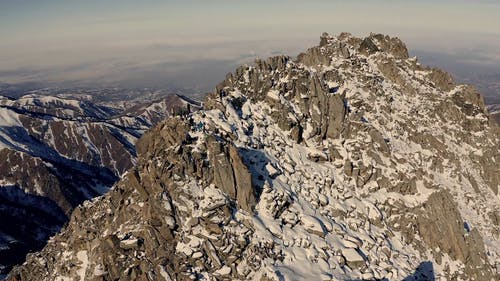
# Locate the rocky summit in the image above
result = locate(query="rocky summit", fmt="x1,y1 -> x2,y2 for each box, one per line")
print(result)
7,33 -> 500,281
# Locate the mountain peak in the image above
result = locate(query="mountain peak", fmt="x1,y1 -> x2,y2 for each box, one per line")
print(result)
7,33 -> 499,281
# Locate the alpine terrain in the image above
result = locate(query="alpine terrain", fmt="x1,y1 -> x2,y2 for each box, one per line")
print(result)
7,33 -> 500,280
0,92 -> 199,275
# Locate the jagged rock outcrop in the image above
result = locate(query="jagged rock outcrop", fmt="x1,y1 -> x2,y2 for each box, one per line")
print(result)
7,33 -> 500,281
415,191 -> 493,280
207,135 -> 256,212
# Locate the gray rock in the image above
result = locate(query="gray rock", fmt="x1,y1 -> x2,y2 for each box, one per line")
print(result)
427,67 -> 455,91
369,33 -> 409,59
207,136 -> 256,213
358,37 -> 379,55
229,146 -> 256,213
208,136 -> 237,199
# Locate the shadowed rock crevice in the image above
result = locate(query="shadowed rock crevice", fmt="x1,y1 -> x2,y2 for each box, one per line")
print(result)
0,186 -> 67,274
402,261 -> 435,281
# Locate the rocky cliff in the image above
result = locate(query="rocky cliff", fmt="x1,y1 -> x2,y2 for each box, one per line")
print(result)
7,33 -> 500,281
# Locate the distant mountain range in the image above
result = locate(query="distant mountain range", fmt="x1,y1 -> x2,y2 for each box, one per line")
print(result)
0,91 -> 200,275
487,104 -> 500,124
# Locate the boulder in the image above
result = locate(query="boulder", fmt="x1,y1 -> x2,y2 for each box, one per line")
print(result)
341,248 -> 365,269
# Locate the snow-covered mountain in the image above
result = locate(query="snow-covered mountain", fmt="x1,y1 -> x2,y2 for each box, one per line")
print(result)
0,93 -> 199,275
7,33 -> 500,281
487,104 -> 500,124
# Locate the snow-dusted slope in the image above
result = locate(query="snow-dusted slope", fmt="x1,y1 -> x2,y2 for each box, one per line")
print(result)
110,94 -> 200,131
0,94 -> 115,120
7,33 -> 499,281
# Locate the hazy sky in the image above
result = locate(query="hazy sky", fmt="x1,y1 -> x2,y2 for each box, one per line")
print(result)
1,0 -> 500,93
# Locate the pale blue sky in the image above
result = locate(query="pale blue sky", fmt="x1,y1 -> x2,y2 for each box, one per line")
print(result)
1,0 -> 499,92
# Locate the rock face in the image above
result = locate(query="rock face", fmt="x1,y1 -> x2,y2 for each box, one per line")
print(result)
0,93 -> 199,275
7,33 -> 500,281
414,191 -> 493,280
201,135 -> 256,212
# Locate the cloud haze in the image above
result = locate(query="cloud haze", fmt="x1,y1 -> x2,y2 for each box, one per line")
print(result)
1,0 -> 500,94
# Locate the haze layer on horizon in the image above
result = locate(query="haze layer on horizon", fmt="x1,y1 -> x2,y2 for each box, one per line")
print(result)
1,0 -> 500,100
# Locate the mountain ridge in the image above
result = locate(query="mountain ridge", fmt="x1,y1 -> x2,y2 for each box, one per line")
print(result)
7,33 -> 500,280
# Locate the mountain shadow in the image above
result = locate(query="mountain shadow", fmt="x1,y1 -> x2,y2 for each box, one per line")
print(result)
403,261 -> 435,281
